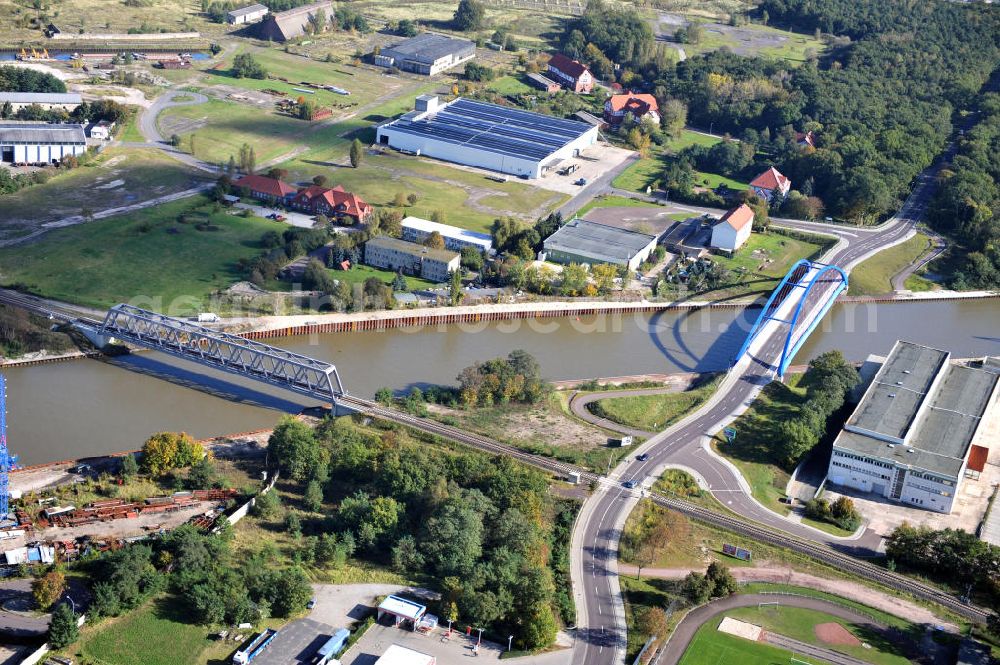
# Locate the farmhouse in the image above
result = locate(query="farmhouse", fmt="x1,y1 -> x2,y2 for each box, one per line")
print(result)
0,92 -> 82,113
603,93 -> 659,126
749,166 -> 791,202
827,340 -> 1000,514
290,185 -> 372,223
0,123 -> 86,164
710,204 -> 754,252
232,174 -> 298,204
227,3 -> 269,24
257,1 -> 334,41
541,219 -> 657,271
377,96 -> 599,179
546,53 -> 594,93
365,237 -> 460,282
401,216 -> 493,253
374,33 -> 475,76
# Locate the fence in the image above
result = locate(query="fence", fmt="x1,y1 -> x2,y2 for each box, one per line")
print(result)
746,589 -> 884,625
219,471 -> 278,530
19,614 -> 87,665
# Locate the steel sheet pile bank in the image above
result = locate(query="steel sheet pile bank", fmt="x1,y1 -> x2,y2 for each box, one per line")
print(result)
376,96 -> 599,179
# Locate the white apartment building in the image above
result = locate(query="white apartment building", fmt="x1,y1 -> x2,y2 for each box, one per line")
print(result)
400,216 -> 493,254
364,236 -> 460,283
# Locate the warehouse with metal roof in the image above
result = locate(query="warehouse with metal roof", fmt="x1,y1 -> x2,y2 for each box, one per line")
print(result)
376,96 -> 599,179
374,33 -> 475,75
0,122 -> 87,164
827,340 -> 1000,513
0,92 -> 82,112
540,219 -> 657,271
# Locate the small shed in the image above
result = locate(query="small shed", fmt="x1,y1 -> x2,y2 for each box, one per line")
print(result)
377,595 -> 426,630
526,73 -> 561,93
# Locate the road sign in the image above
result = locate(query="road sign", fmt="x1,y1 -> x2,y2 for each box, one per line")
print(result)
723,427 -> 737,443
722,543 -> 752,561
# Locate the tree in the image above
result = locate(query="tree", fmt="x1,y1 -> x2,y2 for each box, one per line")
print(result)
48,602 -> 79,649
349,138 -> 364,168
397,19 -> 419,36
424,231 -> 445,249
392,271 -> 408,292
187,455 -> 217,489
303,479 -> 324,512
120,454 -> 139,480
431,210 -> 447,224
269,567 -> 312,617
406,192 -> 419,205
460,246 -> 483,270
32,570 -> 65,610
683,571 -> 712,604
659,98 -> 687,137
375,387 -> 394,404
252,488 -> 281,519
453,0 -> 484,31
450,268 -> 463,306
392,534 -> 425,571
268,416 -> 324,481
232,53 -> 266,79
706,561 -> 738,597
313,174 -> 329,186
188,133 -> 197,158
141,432 -> 202,474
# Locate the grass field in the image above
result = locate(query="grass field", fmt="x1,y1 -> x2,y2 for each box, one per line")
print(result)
679,615 -> 815,665
681,23 -> 826,64
0,148 -> 206,243
329,264 -> 437,290
612,130 -> 726,192
0,195 -> 281,312
724,606 -> 912,665
576,194 -> 662,217
588,376 -> 721,431
694,169 -> 749,191
712,231 -> 828,296
487,75 -> 536,96
76,596 -> 215,665
848,233 -> 931,295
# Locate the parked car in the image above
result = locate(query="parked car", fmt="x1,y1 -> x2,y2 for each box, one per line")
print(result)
575,178 -> 587,186
636,454 -> 649,462
306,599 -> 316,609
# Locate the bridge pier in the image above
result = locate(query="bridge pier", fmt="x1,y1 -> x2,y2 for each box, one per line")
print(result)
73,323 -> 116,350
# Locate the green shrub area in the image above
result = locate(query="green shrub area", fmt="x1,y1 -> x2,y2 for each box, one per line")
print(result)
848,233 -> 932,295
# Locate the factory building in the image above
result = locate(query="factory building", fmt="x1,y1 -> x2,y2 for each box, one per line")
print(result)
377,96 -> 599,179
374,33 -> 475,76
827,340 -> 999,514
540,219 -> 657,271
0,92 -> 82,113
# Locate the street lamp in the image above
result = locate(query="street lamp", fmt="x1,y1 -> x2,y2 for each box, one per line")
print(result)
476,627 -> 484,647
446,618 -> 453,636
508,635 -> 514,652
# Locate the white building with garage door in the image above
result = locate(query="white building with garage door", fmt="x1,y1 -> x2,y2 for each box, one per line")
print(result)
0,122 -> 87,164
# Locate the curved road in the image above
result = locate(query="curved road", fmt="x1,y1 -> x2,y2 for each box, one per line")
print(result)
570,160 -> 940,664
657,593 -> 890,665
137,90 -> 217,173
569,386 -> 690,440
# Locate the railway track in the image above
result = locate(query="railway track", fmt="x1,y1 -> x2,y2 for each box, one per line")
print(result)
338,394 -> 991,625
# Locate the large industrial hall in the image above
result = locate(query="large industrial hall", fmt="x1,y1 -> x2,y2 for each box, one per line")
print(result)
376,95 -> 599,179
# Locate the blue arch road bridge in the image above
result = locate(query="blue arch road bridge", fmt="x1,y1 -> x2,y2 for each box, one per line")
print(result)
735,259 -> 848,377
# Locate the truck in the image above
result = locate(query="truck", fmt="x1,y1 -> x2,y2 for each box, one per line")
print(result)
311,628 -> 350,664
233,629 -> 278,664
197,313 -> 220,323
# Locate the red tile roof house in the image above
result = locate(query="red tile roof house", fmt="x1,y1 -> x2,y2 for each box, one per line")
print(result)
290,185 -> 373,224
546,54 -> 594,93
749,166 -> 792,202
795,130 -> 815,148
232,175 -> 298,204
710,203 -> 755,252
603,93 -> 660,126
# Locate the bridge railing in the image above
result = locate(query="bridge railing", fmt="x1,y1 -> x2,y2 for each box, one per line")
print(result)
98,304 -> 345,405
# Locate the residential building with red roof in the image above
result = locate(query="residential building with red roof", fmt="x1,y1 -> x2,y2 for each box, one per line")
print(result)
290,184 -> 373,223
233,175 -> 298,204
795,130 -> 815,148
603,93 -> 660,126
710,203 -> 754,252
546,54 -> 594,93
749,166 -> 791,202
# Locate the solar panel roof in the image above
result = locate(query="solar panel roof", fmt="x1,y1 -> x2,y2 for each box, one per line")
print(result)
382,97 -> 593,163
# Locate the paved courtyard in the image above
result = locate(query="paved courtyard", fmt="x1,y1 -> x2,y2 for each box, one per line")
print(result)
253,617 -> 337,665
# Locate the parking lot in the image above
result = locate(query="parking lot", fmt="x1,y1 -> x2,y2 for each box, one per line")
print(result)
342,623 -> 505,665
233,202 -> 317,229
253,618 -> 337,665
534,144 -> 636,195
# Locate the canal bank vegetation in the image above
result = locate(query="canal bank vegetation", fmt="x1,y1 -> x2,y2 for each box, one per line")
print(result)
847,232 -> 935,296
586,374 -> 722,432
711,351 -> 858,522
0,304 -> 75,360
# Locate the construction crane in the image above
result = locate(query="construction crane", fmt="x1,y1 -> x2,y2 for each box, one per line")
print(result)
0,374 -> 16,523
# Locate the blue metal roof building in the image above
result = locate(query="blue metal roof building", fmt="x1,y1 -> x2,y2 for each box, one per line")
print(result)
376,96 -> 599,178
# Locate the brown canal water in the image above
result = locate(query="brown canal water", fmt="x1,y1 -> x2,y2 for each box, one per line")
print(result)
5,299 -> 999,465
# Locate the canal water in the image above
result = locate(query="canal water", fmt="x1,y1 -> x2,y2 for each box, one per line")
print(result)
6,299 -> 999,465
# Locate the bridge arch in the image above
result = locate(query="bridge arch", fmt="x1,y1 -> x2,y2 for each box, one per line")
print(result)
734,260 -> 848,377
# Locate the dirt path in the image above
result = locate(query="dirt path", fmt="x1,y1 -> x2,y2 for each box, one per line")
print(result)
619,564 -> 958,629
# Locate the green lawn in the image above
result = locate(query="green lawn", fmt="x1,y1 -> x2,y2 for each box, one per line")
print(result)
587,376 -> 721,431
331,264 -> 437,290
667,129 -> 725,152
611,129 -> 739,194
76,596 -> 215,665
711,375 -> 808,516
725,605 -> 912,665
704,230 -> 830,299
487,75 -> 535,96
0,196 -> 282,312
118,113 -> 145,143
848,232 -> 931,295
693,170 -> 749,191
681,23 -> 826,64
679,615 -> 820,665
576,194 -> 661,217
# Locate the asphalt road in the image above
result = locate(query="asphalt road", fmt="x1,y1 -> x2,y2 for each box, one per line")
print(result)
570,154 -> 940,665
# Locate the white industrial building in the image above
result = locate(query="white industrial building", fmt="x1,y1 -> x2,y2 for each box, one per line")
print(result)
376,96 -> 599,179
0,123 -> 87,164
227,3 -> 268,24
374,644 -> 436,665
401,216 -> 493,254
0,91 -> 82,112
827,340 -> 999,514
374,32 -> 474,76
541,219 -> 657,271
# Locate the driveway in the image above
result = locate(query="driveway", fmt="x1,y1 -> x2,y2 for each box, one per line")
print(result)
233,202 -> 316,229
307,583 -> 405,627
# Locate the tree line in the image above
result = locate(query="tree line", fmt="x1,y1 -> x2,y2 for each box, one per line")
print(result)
265,414 -> 573,649
0,66 -> 66,93
927,92 -> 1000,290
